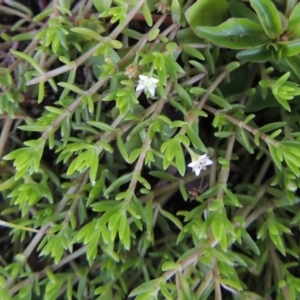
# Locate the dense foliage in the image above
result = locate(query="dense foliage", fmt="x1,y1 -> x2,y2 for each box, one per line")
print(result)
1,0 -> 300,299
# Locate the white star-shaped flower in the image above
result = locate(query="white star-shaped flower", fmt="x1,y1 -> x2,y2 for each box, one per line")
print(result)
136,75 -> 159,97
188,154 -> 213,176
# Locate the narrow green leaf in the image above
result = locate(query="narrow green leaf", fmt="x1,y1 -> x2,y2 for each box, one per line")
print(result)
268,144 -> 282,170
141,2 -> 152,27
58,82 -> 84,95
117,134 -> 129,163
129,279 -> 164,297
10,50 -> 44,73
187,126 -> 207,152
104,172 -> 133,197
160,209 -> 183,230
211,212 -> 224,241
175,147 -> 186,176
88,120 -> 118,133
182,45 -> 205,60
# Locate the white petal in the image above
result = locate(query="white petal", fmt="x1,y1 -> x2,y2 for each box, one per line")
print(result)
139,75 -> 148,80
195,167 -> 201,176
136,82 -> 145,91
188,162 -> 196,168
151,78 -> 159,84
205,158 -> 213,166
148,85 -> 155,97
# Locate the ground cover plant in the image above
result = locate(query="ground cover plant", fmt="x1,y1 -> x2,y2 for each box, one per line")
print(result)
1,0 -> 300,299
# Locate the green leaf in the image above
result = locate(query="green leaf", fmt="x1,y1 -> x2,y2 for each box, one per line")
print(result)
195,18 -> 269,49
149,171 -> 177,182
88,120 -> 118,133
224,188 -> 240,207
268,144 -> 282,170
117,134 -> 129,163
174,83 -> 192,107
208,93 -> 232,109
250,0 -> 282,39
182,45 -> 205,60
228,0 -> 258,22
93,0 -> 112,13
58,82 -> 84,95
141,2 -> 152,27
160,209 -> 182,230
147,28 -> 160,41
178,274 -> 192,299
278,39 -> 300,57
185,0 -> 228,27
10,50 -> 44,73
129,278 -> 164,297
161,261 -> 181,272
288,3 -> 300,37
218,278 -> 243,291
237,43 -> 273,62
241,230 -> 260,255
186,126 -> 207,152
160,282 -> 173,300
104,172 -> 133,197
211,212 -> 224,242
171,0 -> 181,24
259,122 -> 286,133
175,147 -> 186,176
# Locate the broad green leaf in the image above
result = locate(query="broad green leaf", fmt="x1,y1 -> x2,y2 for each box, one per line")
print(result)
185,0 -> 228,28
93,0 -> 112,13
288,3 -> 300,37
250,0 -> 282,39
228,0 -> 258,22
195,18 -> 269,49
278,39 -> 300,57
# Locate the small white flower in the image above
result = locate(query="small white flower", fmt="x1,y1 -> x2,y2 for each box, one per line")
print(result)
136,75 -> 159,97
188,154 -> 213,176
